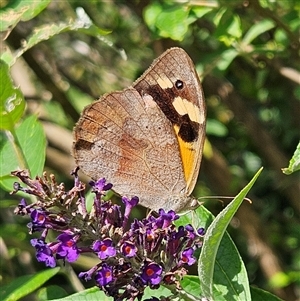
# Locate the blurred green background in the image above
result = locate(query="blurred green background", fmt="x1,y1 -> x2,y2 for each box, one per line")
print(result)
0,1 -> 299,300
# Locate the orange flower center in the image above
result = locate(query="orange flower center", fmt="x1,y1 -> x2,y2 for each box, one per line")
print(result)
100,245 -> 107,252
66,240 -> 74,247
146,268 -> 154,276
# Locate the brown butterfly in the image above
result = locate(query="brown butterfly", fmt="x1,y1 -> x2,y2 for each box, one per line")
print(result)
73,48 -> 206,212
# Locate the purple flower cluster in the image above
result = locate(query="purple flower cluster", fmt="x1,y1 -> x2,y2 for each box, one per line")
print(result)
12,169 -> 204,301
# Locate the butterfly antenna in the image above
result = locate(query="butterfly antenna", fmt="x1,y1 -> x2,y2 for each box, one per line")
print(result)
197,195 -> 252,204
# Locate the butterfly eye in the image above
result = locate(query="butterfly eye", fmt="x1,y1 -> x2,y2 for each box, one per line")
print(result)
175,80 -> 184,89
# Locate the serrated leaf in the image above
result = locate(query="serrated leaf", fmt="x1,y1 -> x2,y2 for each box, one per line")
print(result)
0,0 -> 51,32
242,19 -> 275,45
1,267 -> 60,301
282,141 -> 300,174
0,60 -> 25,130
198,168 -> 263,300
0,115 -> 46,191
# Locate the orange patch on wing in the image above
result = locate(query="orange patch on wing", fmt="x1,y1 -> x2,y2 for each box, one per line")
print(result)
173,125 -> 198,190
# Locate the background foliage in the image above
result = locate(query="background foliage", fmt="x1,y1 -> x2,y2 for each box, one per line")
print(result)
0,1 -> 299,301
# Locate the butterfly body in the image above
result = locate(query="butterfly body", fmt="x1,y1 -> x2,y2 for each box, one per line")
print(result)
73,48 -> 206,212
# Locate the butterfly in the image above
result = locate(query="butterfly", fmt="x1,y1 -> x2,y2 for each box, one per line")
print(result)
73,47 -> 206,212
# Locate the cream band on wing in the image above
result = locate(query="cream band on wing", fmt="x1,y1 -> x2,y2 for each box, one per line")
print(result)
157,75 -> 173,89
172,96 -> 204,124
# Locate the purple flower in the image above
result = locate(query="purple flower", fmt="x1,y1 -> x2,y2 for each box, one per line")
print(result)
94,200 -> 123,228
13,170 -> 205,300
120,241 -> 137,257
155,209 -> 179,229
179,247 -> 196,266
198,227 -> 205,236
56,233 -> 79,262
19,198 -> 28,208
30,238 -> 56,267
30,209 -> 47,226
95,263 -> 114,286
122,196 -> 139,208
79,271 -> 92,281
79,265 -> 100,281
122,196 -> 139,228
28,209 -> 48,233
14,198 -> 32,215
141,262 -> 162,285
185,224 -> 196,238
93,238 -> 116,259
90,178 -> 112,193
166,226 -> 186,255
145,228 -> 156,242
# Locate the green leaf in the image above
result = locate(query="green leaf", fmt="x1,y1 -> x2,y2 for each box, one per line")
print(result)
282,141 -> 300,174
175,206 -> 241,300
50,284 -> 173,301
216,49 -> 238,71
206,119 -> 228,137
212,7 -> 227,27
214,10 -> 242,45
0,115 -> 46,191
37,285 -> 68,300
12,22 -> 108,65
1,267 -> 60,301
0,60 -> 25,130
0,0 -> 51,32
227,15 -> 242,39
180,276 -> 204,299
143,286 -> 173,300
250,286 -> 284,301
155,6 -> 191,41
191,6 -> 214,19
177,205 -> 248,300
144,2 -> 163,32
2,8 -> 111,66
242,19 -> 275,45
50,287 -> 111,301
198,168 -> 263,300
164,275 -> 223,300
269,271 -> 291,288
144,3 -> 194,41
